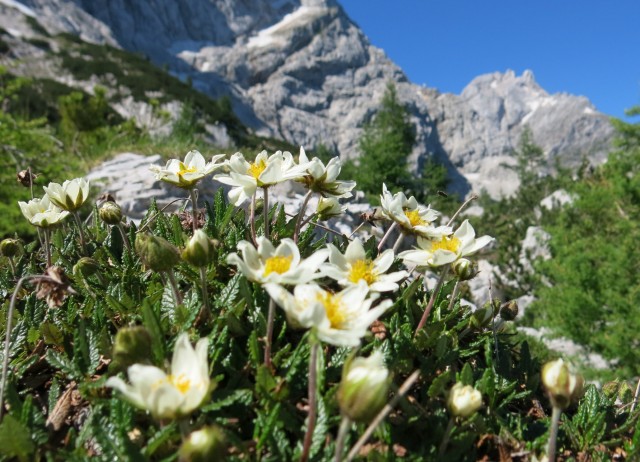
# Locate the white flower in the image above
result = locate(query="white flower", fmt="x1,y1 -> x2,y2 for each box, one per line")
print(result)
297,147 -> 356,198
316,197 -> 346,220
150,150 -> 226,189
43,177 -> 90,212
18,195 -> 70,228
447,382 -> 482,418
322,238 -> 408,292
399,219 -> 493,268
264,282 -> 392,346
226,237 -> 328,285
106,333 -> 210,420
379,184 -> 449,238
215,150 -> 309,206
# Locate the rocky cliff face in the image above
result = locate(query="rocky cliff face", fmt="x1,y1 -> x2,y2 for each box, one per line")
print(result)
7,0 -> 615,197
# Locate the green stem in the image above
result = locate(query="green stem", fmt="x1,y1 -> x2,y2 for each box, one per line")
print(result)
249,193 -> 258,246
264,298 -> 276,370
293,190 -> 314,243
7,257 -> 15,278
547,406 -> 562,461
178,418 -> 191,442
437,417 -> 455,457
300,340 -> 319,462
198,266 -> 211,323
72,211 -> 87,255
447,281 -> 461,311
189,188 -> 199,234
414,265 -> 449,336
116,222 -> 132,252
334,416 -> 351,462
166,270 -> 182,306
43,229 -> 52,268
263,187 -> 270,239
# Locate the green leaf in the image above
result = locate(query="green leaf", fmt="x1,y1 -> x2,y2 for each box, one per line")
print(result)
141,298 -> 165,364
0,414 -> 34,461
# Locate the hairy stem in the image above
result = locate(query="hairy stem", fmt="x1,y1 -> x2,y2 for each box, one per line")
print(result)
547,406 -> 562,461
437,417 -> 455,457
446,194 -> 479,228
263,187 -> 270,239
166,270 -> 182,306
116,222 -> 132,252
447,281 -> 461,311
334,416 -> 351,462
294,190 -> 314,243
264,298 -> 276,370
72,211 -> 87,255
377,222 -> 398,252
414,265 -> 449,336
300,340 -> 320,462
189,188 -> 199,234
249,193 -> 258,246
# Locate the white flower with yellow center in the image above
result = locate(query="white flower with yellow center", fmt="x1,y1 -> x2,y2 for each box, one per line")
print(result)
322,238 -> 408,292
447,383 -> 483,418
215,150 -> 310,206
150,150 -> 226,189
264,282 -> 392,346
379,183 -> 449,238
399,219 -> 493,267
106,333 -> 210,420
297,147 -> 356,198
43,177 -> 90,212
18,195 -> 70,228
226,237 -> 328,285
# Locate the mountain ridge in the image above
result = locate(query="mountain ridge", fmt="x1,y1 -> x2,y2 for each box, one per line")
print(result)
4,0 -> 615,197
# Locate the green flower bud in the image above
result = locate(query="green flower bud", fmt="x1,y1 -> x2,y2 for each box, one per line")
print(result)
182,229 -> 217,267
337,351 -> 390,423
452,258 -> 478,281
447,382 -> 483,418
0,238 -> 22,258
470,300 -> 499,328
73,257 -> 101,278
499,300 -> 519,321
111,326 -> 153,371
178,426 -> 227,462
541,359 -> 584,410
135,233 -> 180,272
99,201 -> 123,225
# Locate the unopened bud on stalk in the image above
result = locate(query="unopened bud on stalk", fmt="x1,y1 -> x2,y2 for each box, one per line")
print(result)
135,233 -> 180,272
470,299 -> 499,328
73,257 -> 100,278
447,383 -> 482,418
111,326 -> 153,371
499,300 -> 519,321
178,426 -> 227,462
337,350 -> 391,423
316,197 -> 345,220
452,258 -> 478,281
0,238 -> 22,258
541,359 -> 584,410
99,201 -> 123,225
182,229 -> 217,267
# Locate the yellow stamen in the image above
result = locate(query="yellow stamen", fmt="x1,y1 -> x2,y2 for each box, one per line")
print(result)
404,209 -> 427,227
430,236 -> 461,253
348,259 -> 378,285
177,162 -> 198,178
318,292 -> 345,328
249,159 -> 267,179
263,255 -> 293,276
168,374 -> 192,394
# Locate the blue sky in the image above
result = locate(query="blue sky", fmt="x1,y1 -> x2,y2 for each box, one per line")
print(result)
339,1 -> 640,120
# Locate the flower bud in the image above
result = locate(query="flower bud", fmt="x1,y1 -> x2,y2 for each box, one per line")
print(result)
135,233 -> 180,272
499,300 -> 519,321
73,257 -> 100,278
182,229 -> 217,267
178,426 -> 227,462
469,300 -> 499,328
452,258 -> 478,281
16,169 -> 37,187
337,351 -> 390,423
111,326 -> 153,371
99,201 -> 123,225
316,197 -> 345,221
447,383 -> 482,418
541,359 -> 584,409
0,238 -> 22,258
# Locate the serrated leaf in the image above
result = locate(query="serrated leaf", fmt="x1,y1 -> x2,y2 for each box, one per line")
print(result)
46,350 -> 79,378
428,369 -> 452,398
141,298 -> 165,364
202,389 -> 253,412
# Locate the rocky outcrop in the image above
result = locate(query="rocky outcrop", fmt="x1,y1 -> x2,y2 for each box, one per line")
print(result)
8,0 -> 616,197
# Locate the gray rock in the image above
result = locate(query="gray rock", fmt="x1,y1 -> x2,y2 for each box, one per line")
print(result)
540,189 -> 577,211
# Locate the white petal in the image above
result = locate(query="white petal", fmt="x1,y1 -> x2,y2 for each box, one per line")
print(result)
344,238 -> 366,263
